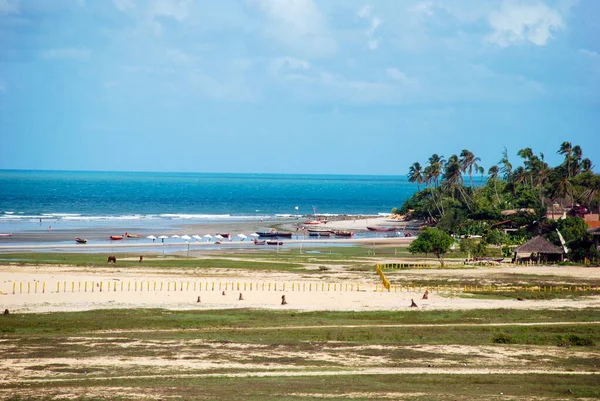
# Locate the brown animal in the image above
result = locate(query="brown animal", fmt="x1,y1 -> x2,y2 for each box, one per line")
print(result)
197,296 -> 201,303
239,293 -> 244,300
281,295 -> 287,305
222,291 -> 226,296
139,255 -> 143,263
3,309 -> 9,315
107,256 -> 117,263
410,299 -> 418,308
422,289 -> 429,300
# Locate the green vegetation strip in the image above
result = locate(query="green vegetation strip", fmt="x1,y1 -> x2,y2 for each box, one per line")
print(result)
2,374 -> 599,400
0,253 -> 303,271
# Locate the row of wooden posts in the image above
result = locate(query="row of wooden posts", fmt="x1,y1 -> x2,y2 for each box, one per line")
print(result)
11,281 -> 360,294
377,261 -> 543,269
10,281 -> 599,295
374,283 -> 599,293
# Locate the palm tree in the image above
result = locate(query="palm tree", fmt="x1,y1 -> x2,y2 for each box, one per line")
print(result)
517,147 -> 534,187
459,149 -> 481,188
443,155 -> 471,210
488,165 -> 501,204
499,147 -> 513,181
427,154 -> 445,187
512,166 -> 528,186
572,145 -> 583,176
581,158 -> 594,173
557,141 -> 573,178
407,162 -> 424,191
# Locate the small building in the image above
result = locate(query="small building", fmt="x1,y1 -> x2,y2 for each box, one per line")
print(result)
513,235 -> 565,263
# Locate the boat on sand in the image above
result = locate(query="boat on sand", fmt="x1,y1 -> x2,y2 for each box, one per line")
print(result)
367,226 -> 399,232
110,235 -> 123,240
75,237 -> 87,244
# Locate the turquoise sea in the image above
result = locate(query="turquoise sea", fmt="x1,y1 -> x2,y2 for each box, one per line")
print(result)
0,170 -> 418,233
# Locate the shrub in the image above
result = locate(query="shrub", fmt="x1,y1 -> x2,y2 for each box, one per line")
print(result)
492,333 -> 514,344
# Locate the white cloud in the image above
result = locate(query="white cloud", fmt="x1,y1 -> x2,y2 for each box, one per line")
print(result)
250,0 -> 337,57
386,68 -> 411,84
40,47 -> 91,61
151,0 -> 191,21
579,49 -> 600,60
357,4 -> 382,50
486,0 -> 564,47
0,0 -> 19,15
165,48 -> 189,63
270,57 -> 311,74
113,0 -> 134,12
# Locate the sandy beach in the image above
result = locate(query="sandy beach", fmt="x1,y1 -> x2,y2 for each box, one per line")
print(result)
0,216 -> 418,248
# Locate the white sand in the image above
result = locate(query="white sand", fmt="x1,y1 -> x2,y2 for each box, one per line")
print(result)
2,264 -> 599,314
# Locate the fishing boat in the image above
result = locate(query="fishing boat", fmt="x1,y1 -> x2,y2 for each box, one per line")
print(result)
367,226 -> 399,232
333,230 -> 354,237
125,233 -> 140,238
266,240 -> 283,246
110,235 -> 124,240
0,233 -> 12,237
308,232 -> 331,237
75,237 -> 87,244
253,239 -> 266,245
256,231 -> 292,238
306,228 -> 334,234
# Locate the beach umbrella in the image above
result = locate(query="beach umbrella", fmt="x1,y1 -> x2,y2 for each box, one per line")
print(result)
215,234 -> 224,240
192,234 -> 202,242
203,234 -> 213,242
238,234 -> 247,241
250,233 -> 260,238
146,235 -> 157,240
171,234 -> 181,239
181,235 -> 192,241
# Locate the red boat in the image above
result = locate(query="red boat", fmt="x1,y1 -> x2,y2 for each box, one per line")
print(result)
110,235 -> 123,240
367,226 -> 398,232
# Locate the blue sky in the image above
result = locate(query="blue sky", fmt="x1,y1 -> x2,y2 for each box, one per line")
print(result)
0,0 -> 598,175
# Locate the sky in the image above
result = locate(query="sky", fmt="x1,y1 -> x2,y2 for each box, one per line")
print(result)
0,0 -> 598,175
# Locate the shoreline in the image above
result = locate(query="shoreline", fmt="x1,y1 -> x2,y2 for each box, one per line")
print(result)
0,216 -> 422,250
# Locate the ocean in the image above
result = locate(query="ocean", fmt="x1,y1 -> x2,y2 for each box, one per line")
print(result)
0,170 -> 418,233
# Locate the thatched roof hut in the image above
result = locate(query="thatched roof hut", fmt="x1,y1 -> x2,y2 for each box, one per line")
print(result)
513,236 -> 564,262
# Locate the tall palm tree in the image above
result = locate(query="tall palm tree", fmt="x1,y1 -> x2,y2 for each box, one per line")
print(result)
512,166 -> 528,186
459,149 -> 481,188
572,145 -> 583,176
499,147 -> 513,181
443,155 -> 471,210
427,154 -> 445,187
517,147 -> 534,187
407,162 -> 424,191
557,141 -> 573,178
488,165 -> 501,204
581,158 -> 594,173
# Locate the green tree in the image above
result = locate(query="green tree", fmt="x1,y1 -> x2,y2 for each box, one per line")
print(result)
459,149 -> 481,188
558,141 -> 573,178
407,162 -> 424,191
408,228 -> 454,266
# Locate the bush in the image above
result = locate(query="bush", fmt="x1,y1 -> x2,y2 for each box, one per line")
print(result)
492,333 -> 514,344
557,334 -> 595,347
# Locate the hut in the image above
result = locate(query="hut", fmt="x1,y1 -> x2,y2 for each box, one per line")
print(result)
588,227 -> 600,250
513,236 -> 565,263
